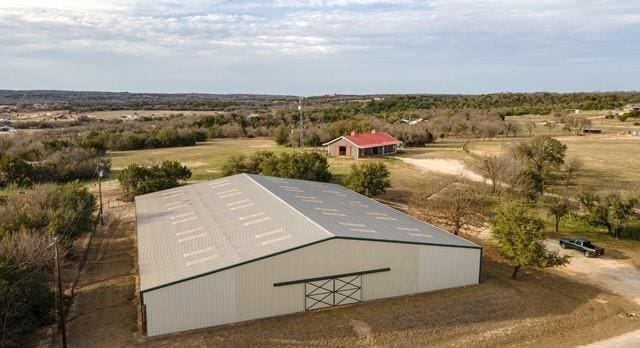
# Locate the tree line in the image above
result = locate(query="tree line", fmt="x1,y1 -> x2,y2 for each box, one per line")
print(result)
0,134 -> 109,188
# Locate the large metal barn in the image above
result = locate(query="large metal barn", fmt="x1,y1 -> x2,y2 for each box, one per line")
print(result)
135,174 -> 482,336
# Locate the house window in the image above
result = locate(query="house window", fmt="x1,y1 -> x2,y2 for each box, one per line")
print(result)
338,146 -> 347,156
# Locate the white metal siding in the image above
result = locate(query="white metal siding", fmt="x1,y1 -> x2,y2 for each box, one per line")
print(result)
143,239 -> 480,336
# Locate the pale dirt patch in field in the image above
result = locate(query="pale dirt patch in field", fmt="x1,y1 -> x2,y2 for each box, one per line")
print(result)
182,161 -> 208,168
395,157 -> 486,183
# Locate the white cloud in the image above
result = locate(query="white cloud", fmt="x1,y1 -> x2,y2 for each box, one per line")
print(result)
0,0 -> 638,93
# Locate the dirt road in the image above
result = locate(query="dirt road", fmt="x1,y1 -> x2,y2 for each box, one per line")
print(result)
394,157 -> 486,183
64,200 -> 139,347
545,240 -> 640,306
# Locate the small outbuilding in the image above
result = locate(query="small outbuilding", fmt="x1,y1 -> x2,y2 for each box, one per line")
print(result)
631,129 -> 640,137
135,174 -> 481,336
583,128 -> 602,134
323,130 -> 402,159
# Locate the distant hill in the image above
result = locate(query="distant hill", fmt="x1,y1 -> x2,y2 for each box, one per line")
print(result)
1,90 -> 639,114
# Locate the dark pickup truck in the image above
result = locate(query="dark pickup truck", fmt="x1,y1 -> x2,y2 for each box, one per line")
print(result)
559,238 -> 604,257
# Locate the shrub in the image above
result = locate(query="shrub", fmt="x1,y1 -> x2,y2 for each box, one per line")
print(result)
0,183 -> 97,242
221,154 -> 248,176
38,148 -> 109,182
273,126 -> 290,145
220,150 -> 331,181
0,252 -> 54,347
344,162 -> 391,197
260,152 -> 331,182
0,155 -> 34,187
118,161 -> 192,201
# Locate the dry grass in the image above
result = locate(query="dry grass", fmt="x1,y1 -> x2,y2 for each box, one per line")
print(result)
466,134 -> 640,194
110,138 -> 292,181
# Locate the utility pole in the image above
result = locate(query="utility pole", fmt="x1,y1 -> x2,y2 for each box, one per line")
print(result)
53,237 -> 67,348
298,96 -> 304,148
97,161 -> 104,226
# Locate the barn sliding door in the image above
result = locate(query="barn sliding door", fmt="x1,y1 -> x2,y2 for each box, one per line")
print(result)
304,275 -> 362,311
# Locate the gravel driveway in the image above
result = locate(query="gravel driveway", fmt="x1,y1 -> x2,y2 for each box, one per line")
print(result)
545,240 -> 640,348
545,240 -> 640,306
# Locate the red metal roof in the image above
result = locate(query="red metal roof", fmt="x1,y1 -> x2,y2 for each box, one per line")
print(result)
342,132 -> 401,149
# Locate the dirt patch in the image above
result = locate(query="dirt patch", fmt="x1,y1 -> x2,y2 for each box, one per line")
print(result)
144,260 -> 639,348
396,157 -> 486,183
350,319 -> 375,345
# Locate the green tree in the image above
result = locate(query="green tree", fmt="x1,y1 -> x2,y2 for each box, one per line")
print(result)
543,196 -> 572,234
491,201 -> 568,279
515,136 -> 567,197
273,126 -> 290,146
578,192 -> 637,239
344,162 -> 391,197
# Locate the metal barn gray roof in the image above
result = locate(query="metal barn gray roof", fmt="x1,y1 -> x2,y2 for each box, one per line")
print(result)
135,174 -> 480,292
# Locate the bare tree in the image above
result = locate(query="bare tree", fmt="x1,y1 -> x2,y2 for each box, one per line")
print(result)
563,157 -> 583,187
503,121 -> 517,137
479,155 -> 506,193
411,180 -> 485,235
525,120 -> 537,137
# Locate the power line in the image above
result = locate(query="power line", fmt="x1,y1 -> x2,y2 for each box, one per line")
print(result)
298,96 -> 304,148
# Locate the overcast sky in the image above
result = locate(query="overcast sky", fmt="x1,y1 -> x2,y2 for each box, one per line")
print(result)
1,0 -> 639,95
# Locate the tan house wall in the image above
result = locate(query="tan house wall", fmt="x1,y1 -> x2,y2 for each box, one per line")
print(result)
326,138 -> 360,159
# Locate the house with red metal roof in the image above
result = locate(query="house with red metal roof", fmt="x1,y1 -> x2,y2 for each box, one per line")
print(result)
323,130 -> 402,159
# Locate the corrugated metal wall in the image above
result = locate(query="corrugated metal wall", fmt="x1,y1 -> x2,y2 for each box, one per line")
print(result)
143,239 -> 481,336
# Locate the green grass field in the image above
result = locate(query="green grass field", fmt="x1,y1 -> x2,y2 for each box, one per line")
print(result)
466,135 -> 640,194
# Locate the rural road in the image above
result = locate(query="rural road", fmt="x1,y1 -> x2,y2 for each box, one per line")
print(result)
545,240 -> 640,347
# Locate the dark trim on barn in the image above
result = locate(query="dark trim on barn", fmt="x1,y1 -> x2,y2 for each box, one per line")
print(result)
333,236 -> 483,250
273,267 -> 391,287
478,248 -> 483,284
